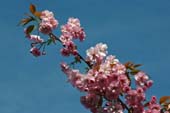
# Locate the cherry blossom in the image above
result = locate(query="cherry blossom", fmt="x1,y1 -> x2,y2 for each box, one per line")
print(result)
20,5 -> 169,113
28,35 -> 44,43
61,17 -> 86,41
30,47 -> 41,57
86,43 -> 108,64
39,10 -> 58,34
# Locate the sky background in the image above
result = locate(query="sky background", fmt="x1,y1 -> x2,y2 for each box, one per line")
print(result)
0,0 -> 170,113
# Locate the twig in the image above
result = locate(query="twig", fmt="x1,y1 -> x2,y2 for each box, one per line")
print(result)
48,32 -> 92,68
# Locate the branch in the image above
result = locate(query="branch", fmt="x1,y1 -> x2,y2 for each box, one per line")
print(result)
118,97 -> 132,113
48,33 -> 92,68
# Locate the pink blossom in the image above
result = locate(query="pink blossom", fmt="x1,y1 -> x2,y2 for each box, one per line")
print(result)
39,10 -> 59,34
103,102 -> 123,113
60,62 -> 85,91
39,22 -> 53,34
134,71 -> 149,83
60,32 -> 72,44
61,17 -> 86,41
41,10 -> 54,19
60,48 -> 70,56
86,43 -> 108,64
68,17 -> 81,27
80,93 -> 101,113
30,47 -> 41,57
99,55 -> 124,75
60,41 -> 78,56
144,96 -> 161,113
28,35 -> 44,43
60,43 -> 161,113
21,6 -> 167,113
59,18 -> 86,57
146,80 -> 153,88
95,72 -> 108,88
135,71 -> 153,90
125,87 -> 145,108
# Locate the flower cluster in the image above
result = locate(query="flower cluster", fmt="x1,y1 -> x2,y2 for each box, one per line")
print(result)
61,18 -> 86,41
61,43 -> 162,113
60,18 -> 86,56
24,29 -> 44,57
21,5 -> 169,113
125,87 -> 146,112
102,101 -> 123,113
39,10 -> 58,34
86,43 -> 108,64
134,71 -> 153,90
145,96 -> 161,113
23,9 -> 59,57
80,93 -> 102,113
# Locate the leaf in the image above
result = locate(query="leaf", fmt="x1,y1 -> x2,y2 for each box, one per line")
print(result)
29,4 -> 41,18
34,11 -> 41,18
47,39 -> 53,45
130,69 -> 140,75
134,64 -> 142,68
160,96 -> 170,105
124,62 -> 133,68
18,17 -> 34,26
25,25 -> 35,34
75,56 -> 81,63
30,4 -> 36,14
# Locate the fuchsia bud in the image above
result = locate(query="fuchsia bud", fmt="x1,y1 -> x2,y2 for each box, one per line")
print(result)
30,47 -> 41,57
42,51 -> 46,55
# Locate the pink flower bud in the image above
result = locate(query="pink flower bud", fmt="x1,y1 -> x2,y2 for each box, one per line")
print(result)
30,47 -> 41,57
146,80 -> 153,88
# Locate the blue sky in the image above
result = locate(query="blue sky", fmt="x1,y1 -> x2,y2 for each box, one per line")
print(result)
0,0 -> 170,113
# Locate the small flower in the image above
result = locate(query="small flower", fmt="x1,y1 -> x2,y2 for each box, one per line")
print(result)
42,51 -> 46,55
60,48 -> 70,56
30,47 -> 41,57
86,43 -> 108,64
144,96 -> 161,113
80,93 -> 101,112
41,10 -> 54,19
39,22 -> 53,34
28,35 -> 44,43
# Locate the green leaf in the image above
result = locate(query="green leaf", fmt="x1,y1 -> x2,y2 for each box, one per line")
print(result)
130,69 -> 140,75
47,39 -> 53,45
25,25 -> 35,34
134,64 -> 142,68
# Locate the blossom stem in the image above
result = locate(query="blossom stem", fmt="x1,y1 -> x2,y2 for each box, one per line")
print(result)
48,32 -> 92,68
118,97 -> 131,113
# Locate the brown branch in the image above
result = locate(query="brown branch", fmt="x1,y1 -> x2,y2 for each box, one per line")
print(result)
118,97 -> 132,113
48,33 -> 92,68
